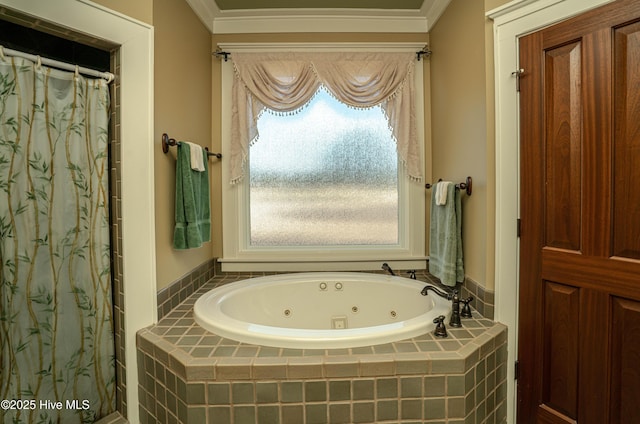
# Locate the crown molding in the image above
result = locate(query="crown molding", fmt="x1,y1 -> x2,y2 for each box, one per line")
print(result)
424,0 -> 451,29
187,0 -> 451,34
216,41 -> 428,51
185,0 -> 218,33
213,14 -> 428,34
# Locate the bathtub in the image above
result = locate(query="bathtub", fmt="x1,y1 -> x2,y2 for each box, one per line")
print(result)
193,272 -> 452,349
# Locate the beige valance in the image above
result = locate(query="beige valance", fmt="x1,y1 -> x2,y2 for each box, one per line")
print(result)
230,52 -> 421,183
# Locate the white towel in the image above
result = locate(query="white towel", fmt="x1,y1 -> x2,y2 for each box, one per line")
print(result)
436,181 -> 451,206
184,141 -> 205,172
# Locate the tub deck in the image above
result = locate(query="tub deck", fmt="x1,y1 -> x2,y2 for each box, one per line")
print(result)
137,271 -> 508,424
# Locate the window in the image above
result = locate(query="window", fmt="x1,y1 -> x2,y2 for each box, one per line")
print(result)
250,88 -> 398,246
220,47 -> 426,271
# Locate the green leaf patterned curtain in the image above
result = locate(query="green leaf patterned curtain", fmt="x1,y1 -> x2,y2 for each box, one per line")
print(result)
0,57 -> 114,423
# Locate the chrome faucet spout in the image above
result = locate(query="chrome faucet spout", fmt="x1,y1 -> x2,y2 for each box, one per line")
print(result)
381,262 -> 396,276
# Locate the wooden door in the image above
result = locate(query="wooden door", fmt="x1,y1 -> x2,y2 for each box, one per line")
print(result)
518,0 -> 640,423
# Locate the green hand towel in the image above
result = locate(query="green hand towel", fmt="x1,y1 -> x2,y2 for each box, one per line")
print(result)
173,142 -> 211,249
428,182 -> 464,286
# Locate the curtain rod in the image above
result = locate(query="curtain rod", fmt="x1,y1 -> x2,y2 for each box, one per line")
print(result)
214,43 -> 431,62
0,45 -> 115,83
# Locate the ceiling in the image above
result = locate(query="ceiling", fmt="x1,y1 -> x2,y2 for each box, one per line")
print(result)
186,0 -> 451,34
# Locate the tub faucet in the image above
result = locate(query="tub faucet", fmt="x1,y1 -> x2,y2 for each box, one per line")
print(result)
449,290 -> 462,328
433,315 -> 448,338
381,263 -> 396,276
420,285 -> 452,300
461,296 -> 474,318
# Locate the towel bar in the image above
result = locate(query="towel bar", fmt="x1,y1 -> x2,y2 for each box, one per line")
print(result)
161,133 -> 222,159
425,176 -> 472,196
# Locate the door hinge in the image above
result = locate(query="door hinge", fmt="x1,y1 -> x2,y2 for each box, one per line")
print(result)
512,68 -> 524,92
514,360 -> 520,380
517,218 -> 521,238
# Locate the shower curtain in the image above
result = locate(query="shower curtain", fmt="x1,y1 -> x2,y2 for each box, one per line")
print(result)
0,57 -> 114,423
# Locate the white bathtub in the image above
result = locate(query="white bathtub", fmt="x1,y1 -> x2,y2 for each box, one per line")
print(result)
193,272 -> 452,349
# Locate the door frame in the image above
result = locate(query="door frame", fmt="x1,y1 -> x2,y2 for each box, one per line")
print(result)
487,0 -> 613,422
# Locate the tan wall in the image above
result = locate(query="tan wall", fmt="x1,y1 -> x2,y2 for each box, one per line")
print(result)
154,0 -> 213,290
429,0 -> 509,291
430,0 -> 488,289
92,0 -> 513,292
91,0 -> 153,24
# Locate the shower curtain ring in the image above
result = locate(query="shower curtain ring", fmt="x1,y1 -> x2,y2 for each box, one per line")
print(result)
36,55 -> 42,69
0,46 -> 5,61
75,65 -> 80,79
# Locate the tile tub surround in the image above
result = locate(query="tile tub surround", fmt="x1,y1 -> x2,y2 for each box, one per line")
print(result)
137,272 -> 508,423
459,277 -> 495,321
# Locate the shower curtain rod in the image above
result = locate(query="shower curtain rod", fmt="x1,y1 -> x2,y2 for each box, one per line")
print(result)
0,45 -> 115,83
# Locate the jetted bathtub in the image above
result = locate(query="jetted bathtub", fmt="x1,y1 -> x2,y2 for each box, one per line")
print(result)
193,272 -> 452,349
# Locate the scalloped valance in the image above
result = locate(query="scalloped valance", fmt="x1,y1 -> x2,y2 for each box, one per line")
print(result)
230,52 -> 421,183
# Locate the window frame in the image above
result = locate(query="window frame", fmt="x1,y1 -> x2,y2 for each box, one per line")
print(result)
219,44 -> 427,272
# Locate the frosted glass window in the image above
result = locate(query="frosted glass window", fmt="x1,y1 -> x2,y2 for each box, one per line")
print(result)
249,88 -> 399,246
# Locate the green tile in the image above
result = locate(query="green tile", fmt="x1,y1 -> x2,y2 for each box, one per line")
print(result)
165,391 -> 177,415
352,402 -> 375,423
190,347 -> 212,358
424,397 -> 445,420
376,400 -> 398,421
282,405 -> 304,424
176,378 -> 187,401
439,340 -> 462,351
447,375 -> 466,396
208,383 -> 230,405
476,360 -> 486,382
351,346 -> 374,354
186,383 -> 205,404
424,375 -> 446,397
395,342 -> 418,352
448,396 -> 465,418
329,403 -> 351,424
352,380 -> 374,400
401,399 -> 423,420
257,347 -> 281,357
256,382 -> 278,404
305,404 -> 327,424
213,346 -> 236,356
236,346 -> 260,357
176,335 -> 201,346
376,377 -> 398,398
232,382 -> 254,404
466,390 -> 477,416
305,381 -> 327,402
475,375 -> 486,405
329,380 -> 351,401
281,382 -> 303,403
186,406 -> 205,422
465,369 -> 476,392
200,335 -> 222,346
416,341 -> 442,352
257,405 -> 279,424
401,377 -> 423,398
372,343 -> 395,354
233,405 -> 256,424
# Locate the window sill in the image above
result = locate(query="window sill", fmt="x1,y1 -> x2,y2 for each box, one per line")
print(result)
218,256 -> 429,273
